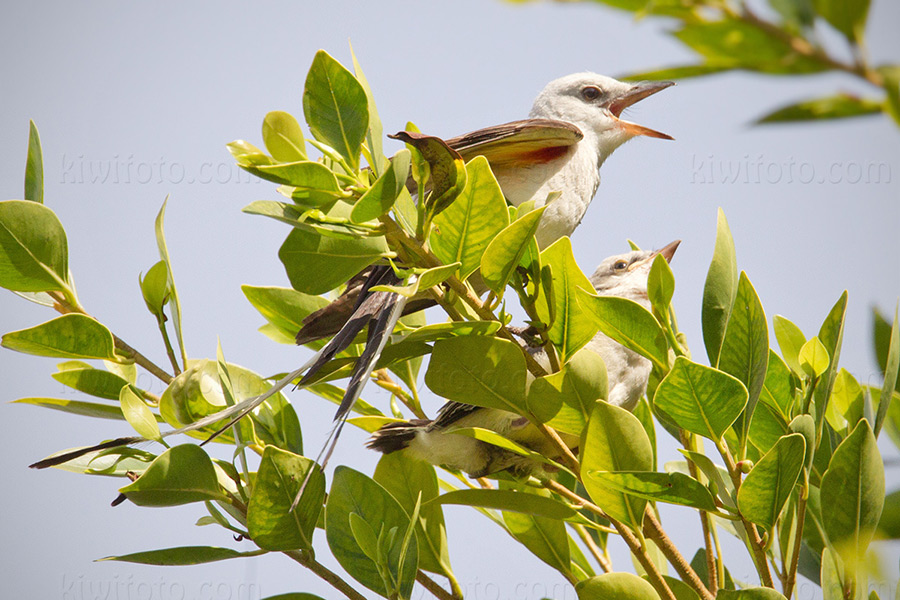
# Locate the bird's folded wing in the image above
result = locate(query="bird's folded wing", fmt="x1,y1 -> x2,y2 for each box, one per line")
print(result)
446,119 -> 583,167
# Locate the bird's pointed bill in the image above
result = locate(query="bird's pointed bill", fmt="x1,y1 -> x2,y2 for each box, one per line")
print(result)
605,81 -> 675,140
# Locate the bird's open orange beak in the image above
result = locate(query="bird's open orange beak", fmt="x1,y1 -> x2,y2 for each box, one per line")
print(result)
605,80 -> 675,140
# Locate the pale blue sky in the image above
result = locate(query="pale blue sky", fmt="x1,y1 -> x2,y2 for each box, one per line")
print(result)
1,1 -> 899,598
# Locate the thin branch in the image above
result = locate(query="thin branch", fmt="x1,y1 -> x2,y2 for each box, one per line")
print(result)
155,313 -> 182,376
572,522 -> 613,573
681,431 -> 718,596
644,509 -> 715,600
784,478 -> 809,600
543,479 -> 677,600
374,370 -> 427,419
416,571 -> 459,600
284,551 -> 367,600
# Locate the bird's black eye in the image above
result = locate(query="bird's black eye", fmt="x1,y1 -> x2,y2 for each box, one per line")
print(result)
581,86 -> 602,101
613,260 -> 628,271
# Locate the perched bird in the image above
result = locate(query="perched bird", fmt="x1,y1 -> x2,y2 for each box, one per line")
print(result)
367,241 -> 680,478
297,73 -> 673,344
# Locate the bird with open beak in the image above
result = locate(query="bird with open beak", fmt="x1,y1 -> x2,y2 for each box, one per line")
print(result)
367,241 -> 680,478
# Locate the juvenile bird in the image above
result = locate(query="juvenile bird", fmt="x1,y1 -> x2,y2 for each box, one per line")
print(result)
367,241 -> 680,478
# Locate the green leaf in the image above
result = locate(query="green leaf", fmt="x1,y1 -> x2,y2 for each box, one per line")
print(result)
500,484 -> 572,578
374,451 -> 452,578
799,336 -> 830,378
2,314 -> 117,360
748,401 -> 791,455
717,589 -> 788,600
756,95 -> 882,124
429,488 -> 577,520
430,156 -> 510,281
654,357 -> 748,441
826,369 -> 864,433
247,447 -> 324,551
773,315 -> 807,376
812,292 -> 848,437
350,45 -> 387,175
534,237 -> 599,363
876,489 -> 900,539
100,546 -> 263,566
737,433 -> 805,530
52,362 -> 129,400
581,401 -> 653,530
14,397 -> 129,421
576,573 -> 661,600
577,291 -> 668,372
702,208 -> 738,366
0,200 -> 69,292
351,150 -> 410,223
621,64 -> 733,82
451,427 -> 563,469
370,262 -> 460,298
241,285 -> 330,343
278,227 -> 389,295
140,260 -> 169,316
118,445 -> 225,506
647,253 -> 675,320
244,162 -> 342,203
154,198 -> 186,367
874,303 -> 899,437
790,414 -> 816,470
812,0 -> 870,41
769,0 -> 815,27
262,110 -> 306,161
677,451 -> 735,509
120,384 -> 161,441
480,206 -> 547,294
395,320 -> 500,345
718,272 -> 768,454
820,420 -> 884,566
531,346 -> 608,434
24,120 -> 43,203
302,50 -> 368,170
760,350 -> 796,418
425,336 -> 527,415
587,470 -> 717,512
326,466 -> 417,599
262,595 -> 326,600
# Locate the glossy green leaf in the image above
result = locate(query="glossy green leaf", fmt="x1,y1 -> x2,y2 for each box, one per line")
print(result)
820,420 -> 884,566
874,303 -> 899,437
827,369 -> 864,433
531,346 -> 608,433
760,350 -> 795,419
24,120 -> 43,203
395,320 -> 500,345
501,484 -> 571,578
262,110 -> 306,161
0,200 -> 69,292
247,447 -> 324,551
654,357 -> 748,441
241,285 -> 330,343
748,401 -> 791,455
262,595 -> 326,600
587,470 -> 717,512
812,293 -> 848,437
13,397 -> 129,420
534,237 -> 599,363
429,488 -> 576,520
480,206 -> 546,294
737,433 -> 805,530
52,362 -> 129,400
425,335 -> 527,414
2,314 -> 117,360
581,401 -> 652,530
326,466 -> 417,599
350,46 -> 386,175
799,336 -> 829,378
718,272 -> 768,453
430,156 -> 510,281
647,253 -> 675,320
100,546 -> 263,566
118,444 -> 225,506
374,451 -> 452,577
140,260 -> 169,316
351,150 -> 410,223
702,208 -> 738,366
622,64 -> 733,82
302,50 -> 368,170
154,198 -> 186,367
369,262 -> 460,298
813,0 -> 870,41
790,414 -> 816,470
279,227 -> 388,295
773,315 -> 807,376
576,572 -> 661,600
756,94 -> 882,124
120,385 -> 161,441
245,162 -> 341,200
876,489 -> 900,539
717,589 -> 788,600
677,451 -> 735,508
577,291 -> 668,372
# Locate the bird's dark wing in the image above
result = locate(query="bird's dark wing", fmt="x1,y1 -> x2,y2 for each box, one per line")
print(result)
446,119 -> 583,168
431,401 -> 483,430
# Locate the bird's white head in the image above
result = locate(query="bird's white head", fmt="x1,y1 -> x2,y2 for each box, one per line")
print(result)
590,240 -> 681,305
530,72 -> 674,161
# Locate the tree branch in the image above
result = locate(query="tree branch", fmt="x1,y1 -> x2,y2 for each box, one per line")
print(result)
643,509 -> 715,600
284,550 -> 367,600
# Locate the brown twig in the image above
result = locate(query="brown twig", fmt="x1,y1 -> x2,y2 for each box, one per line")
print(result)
784,480 -> 809,600
284,551 -> 367,600
572,522 -> 613,573
416,571 -> 459,600
643,509 -> 715,600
